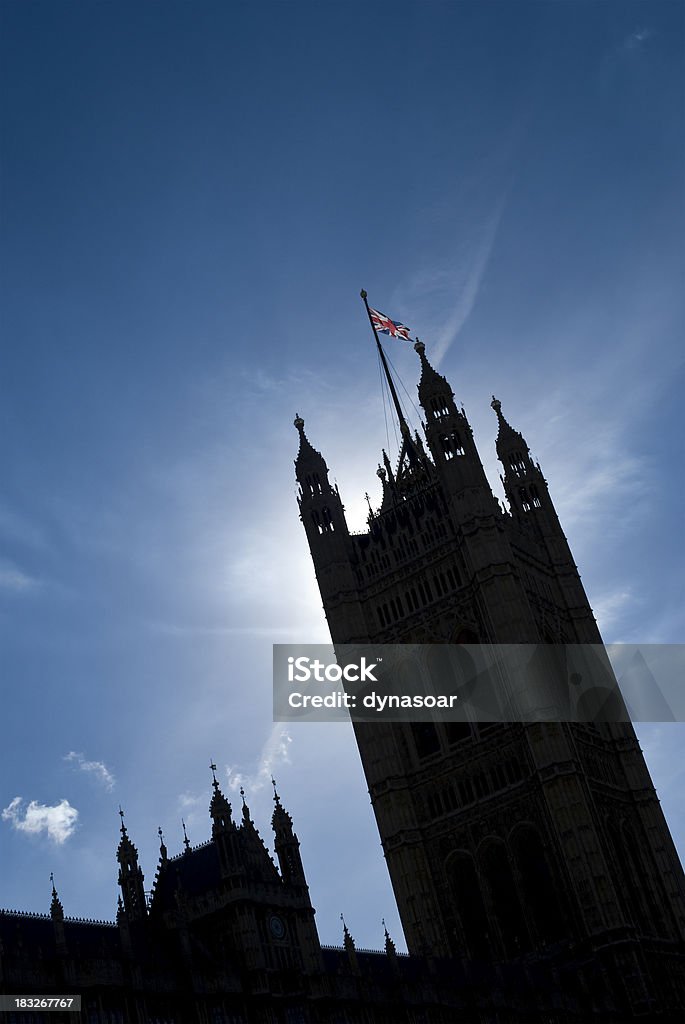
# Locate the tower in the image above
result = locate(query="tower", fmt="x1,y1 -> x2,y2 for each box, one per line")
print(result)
294,330 -> 685,1018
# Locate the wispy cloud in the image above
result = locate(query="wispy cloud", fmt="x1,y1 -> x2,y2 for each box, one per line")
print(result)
0,559 -> 40,592
591,589 -> 635,635
622,28 -> 654,53
64,751 -> 116,792
227,724 -> 292,794
2,797 -> 79,844
431,192 -> 508,364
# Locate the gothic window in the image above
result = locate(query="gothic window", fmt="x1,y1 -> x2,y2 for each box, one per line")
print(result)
509,451 -> 528,475
613,821 -> 664,935
519,487 -> 531,512
480,841 -> 530,957
431,396 -> 450,419
411,722 -> 441,759
512,825 -> 565,945
320,506 -> 334,532
446,853 -> 491,959
529,484 -> 542,508
450,430 -> 465,456
439,430 -> 465,460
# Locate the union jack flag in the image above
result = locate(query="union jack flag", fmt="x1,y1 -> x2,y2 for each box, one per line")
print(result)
369,307 -> 413,342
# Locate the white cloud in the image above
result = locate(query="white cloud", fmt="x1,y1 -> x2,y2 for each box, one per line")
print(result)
2,796 -> 79,844
0,559 -> 39,592
591,589 -> 634,635
176,791 -> 208,837
227,724 -> 292,794
64,751 -> 116,792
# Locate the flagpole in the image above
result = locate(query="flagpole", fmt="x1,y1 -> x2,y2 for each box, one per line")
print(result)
360,289 -> 410,438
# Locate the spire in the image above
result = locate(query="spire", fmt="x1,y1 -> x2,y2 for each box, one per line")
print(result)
116,807 -> 147,921
209,761 -> 233,836
240,786 -> 252,825
341,913 -> 355,951
341,912 -> 360,973
383,918 -> 397,957
491,395 -> 529,460
293,414 -> 329,478
490,396 -> 546,516
49,873 -> 64,921
271,775 -> 290,830
414,338 -> 456,415
271,778 -> 307,886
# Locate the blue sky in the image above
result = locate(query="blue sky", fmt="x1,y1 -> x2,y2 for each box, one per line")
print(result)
1,1 -> 683,949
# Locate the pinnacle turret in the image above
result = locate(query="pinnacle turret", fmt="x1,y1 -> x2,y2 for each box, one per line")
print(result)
116,808 -> 147,921
293,414 -> 329,477
491,395 -> 529,462
49,873 -> 64,921
209,762 -> 233,835
271,778 -> 307,887
414,338 -> 455,415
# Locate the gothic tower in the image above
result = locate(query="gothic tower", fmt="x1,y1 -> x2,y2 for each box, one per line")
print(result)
294,332 -> 685,1018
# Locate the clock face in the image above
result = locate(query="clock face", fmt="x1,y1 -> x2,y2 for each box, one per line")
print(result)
268,914 -> 286,940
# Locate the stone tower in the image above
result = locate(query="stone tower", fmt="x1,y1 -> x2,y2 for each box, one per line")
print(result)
294,331 -> 685,1017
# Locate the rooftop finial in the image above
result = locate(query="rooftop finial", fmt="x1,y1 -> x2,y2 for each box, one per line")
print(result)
293,413 -> 304,431
210,760 -> 219,790
414,337 -> 425,356
240,786 -> 246,807
271,775 -> 281,805
491,394 -> 503,416
118,806 -> 127,834
182,818 -> 191,853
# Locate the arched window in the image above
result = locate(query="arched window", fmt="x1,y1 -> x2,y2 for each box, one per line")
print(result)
446,852 -> 491,959
480,841 -> 530,957
512,825 -> 566,945
411,722 -> 440,759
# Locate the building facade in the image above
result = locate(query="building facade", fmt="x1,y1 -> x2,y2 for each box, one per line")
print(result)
294,334 -> 685,1018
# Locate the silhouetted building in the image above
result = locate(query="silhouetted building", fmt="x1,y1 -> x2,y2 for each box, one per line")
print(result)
294,334 -> 685,1019
2,327 -> 684,1023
